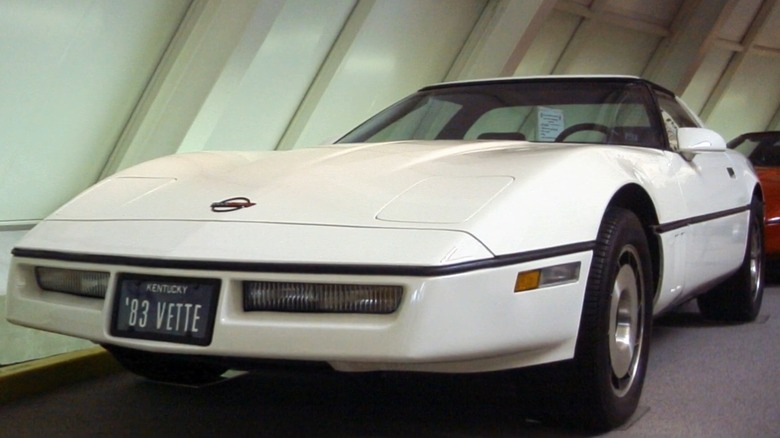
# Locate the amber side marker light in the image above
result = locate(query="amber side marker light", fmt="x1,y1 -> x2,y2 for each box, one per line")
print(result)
515,262 -> 581,292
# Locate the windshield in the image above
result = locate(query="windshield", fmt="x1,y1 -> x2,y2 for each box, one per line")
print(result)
338,80 -> 664,149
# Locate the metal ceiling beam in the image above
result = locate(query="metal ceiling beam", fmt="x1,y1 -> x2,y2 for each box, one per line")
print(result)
555,0 -> 670,37
699,0 -> 779,122
446,0 -> 557,81
643,0 -> 738,95
551,0 -> 611,75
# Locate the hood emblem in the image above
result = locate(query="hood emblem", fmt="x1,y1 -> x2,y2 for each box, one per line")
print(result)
211,197 -> 256,213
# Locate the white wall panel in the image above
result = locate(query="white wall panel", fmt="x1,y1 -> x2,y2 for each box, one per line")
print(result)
0,230 -> 27,294
447,0 -> 557,80
681,48 -> 732,115
704,54 -> 780,140
756,2 -> 780,49
193,0 -> 356,152
556,21 -> 662,75
287,0 -> 487,149
514,10 -> 579,76
105,0 -> 279,172
0,0 -> 189,223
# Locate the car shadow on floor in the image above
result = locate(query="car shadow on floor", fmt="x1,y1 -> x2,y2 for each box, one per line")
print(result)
116,287 -> 780,438
121,366 -> 610,438
654,275 -> 776,329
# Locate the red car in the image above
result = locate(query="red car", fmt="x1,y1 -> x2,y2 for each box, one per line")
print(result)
729,131 -> 780,257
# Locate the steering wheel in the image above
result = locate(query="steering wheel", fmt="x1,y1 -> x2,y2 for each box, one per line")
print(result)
555,123 -> 611,142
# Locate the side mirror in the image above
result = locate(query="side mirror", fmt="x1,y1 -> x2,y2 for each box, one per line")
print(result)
677,127 -> 727,153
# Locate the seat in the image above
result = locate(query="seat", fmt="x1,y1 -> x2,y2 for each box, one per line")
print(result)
477,132 -> 526,141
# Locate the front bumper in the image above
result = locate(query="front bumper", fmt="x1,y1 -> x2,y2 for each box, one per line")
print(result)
6,250 -> 592,373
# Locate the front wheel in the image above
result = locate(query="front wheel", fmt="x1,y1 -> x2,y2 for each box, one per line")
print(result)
571,207 -> 654,429
516,208 -> 653,430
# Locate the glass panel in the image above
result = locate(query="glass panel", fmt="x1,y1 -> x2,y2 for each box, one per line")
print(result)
339,79 -> 664,148
362,98 -> 462,142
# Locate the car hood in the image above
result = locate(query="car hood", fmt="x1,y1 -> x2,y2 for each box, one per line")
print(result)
33,140 -> 646,261
49,140 -> 561,226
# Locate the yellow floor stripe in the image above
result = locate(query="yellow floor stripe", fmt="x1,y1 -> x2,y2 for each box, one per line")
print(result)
0,346 -> 123,404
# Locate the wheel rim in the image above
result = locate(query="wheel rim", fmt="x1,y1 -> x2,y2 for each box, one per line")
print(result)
608,245 -> 644,397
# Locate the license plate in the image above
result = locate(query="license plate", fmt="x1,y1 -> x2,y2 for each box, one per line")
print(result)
110,274 -> 220,346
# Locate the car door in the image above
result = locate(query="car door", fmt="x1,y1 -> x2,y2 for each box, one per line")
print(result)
656,90 -> 749,296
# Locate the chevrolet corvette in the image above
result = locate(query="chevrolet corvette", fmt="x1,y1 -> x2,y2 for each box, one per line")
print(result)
5,76 -> 764,430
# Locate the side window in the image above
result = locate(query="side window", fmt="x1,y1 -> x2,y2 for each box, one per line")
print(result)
655,91 -> 699,151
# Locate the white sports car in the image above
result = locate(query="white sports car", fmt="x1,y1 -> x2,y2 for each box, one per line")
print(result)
6,76 -> 764,430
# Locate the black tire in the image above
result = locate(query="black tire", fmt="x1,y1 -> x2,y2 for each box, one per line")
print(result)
697,200 -> 765,322
572,207 -> 653,429
516,208 -> 653,431
104,345 -> 228,385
